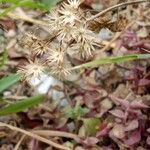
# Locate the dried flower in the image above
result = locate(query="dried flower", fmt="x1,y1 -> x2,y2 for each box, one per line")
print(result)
70,42 -> 94,59
50,60 -> 71,79
31,40 -> 51,55
21,32 -> 51,55
18,59 -> 45,82
72,26 -> 94,42
46,10 -> 62,31
59,9 -> 79,26
46,0 -> 81,31
69,25 -> 100,58
18,0 -> 102,81
58,25 -> 76,41
63,0 -> 81,10
47,49 -> 66,65
21,32 -> 39,49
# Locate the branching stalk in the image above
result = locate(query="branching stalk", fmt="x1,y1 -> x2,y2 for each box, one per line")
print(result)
0,122 -> 71,150
87,0 -> 150,21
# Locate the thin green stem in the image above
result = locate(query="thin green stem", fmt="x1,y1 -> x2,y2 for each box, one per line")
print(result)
71,54 -> 150,70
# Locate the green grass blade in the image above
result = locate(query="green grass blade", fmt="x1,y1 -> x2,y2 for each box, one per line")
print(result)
72,54 -> 150,70
138,54 -> 150,59
1,0 -> 20,4
0,5 -> 18,17
0,49 -> 8,68
18,0 -> 48,10
39,0 -> 62,8
0,94 -> 45,115
0,0 -> 48,17
0,74 -> 21,93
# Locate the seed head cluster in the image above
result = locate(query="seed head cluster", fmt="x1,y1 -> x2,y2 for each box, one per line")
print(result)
18,59 -> 45,82
18,0 -> 102,82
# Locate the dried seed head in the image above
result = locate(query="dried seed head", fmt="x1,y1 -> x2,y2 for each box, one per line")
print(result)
71,26 -> 100,58
46,0 -> 84,33
59,9 -> 79,26
71,42 -> 95,59
59,0 -> 84,26
58,24 -> 74,40
20,32 -> 39,49
63,0 -> 81,10
72,26 -> 91,41
46,10 -> 62,31
21,32 -> 51,55
31,40 -> 51,55
18,0 -> 105,82
50,60 -> 71,79
18,59 -> 45,82
47,49 -> 66,65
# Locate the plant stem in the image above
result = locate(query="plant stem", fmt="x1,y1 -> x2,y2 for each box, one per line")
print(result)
71,54 -> 150,70
87,0 -> 149,22
0,122 -> 71,150
8,13 -> 50,27
32,130 -> 80,141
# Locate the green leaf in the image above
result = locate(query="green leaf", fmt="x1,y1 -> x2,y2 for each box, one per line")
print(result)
0,74 -> 21,93
65,105 -> 89,119
0,0 -> 48,17
0,5 -> 18,17
72,54 -> 150,70
138,54 -> 150,59
0,49 -> 8,68
0,94 -> 45,115
39,0 -> 62,8
2,0 -> 47,8
83,118 -> 101,136
18,0 -> 48,10
1,0 -> 20,4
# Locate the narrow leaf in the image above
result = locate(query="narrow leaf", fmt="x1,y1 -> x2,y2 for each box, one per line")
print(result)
0,5 -> 18,17
0,49 -> 8,68
0,0 -> 48,17
0,94 -> 45,115
0,74 -> 21,93
72,54 -> 150,70
39,0 -> 62,8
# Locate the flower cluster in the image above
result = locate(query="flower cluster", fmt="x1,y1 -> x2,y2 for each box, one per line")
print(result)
18,0 -> 101,82
18,59 -> 45,82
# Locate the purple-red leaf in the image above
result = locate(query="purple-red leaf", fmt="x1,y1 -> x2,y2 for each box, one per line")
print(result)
130,101 -> 149,109
124,130 -> 141,146
138,79 -> 150,86
146,136 -> 150,145
82,137 -> 99,146
109,109 -> 125,119
109,95 -> 129,108
96,125 -> 111,137
125,120 -> 139,131
111,124 -> 125,139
